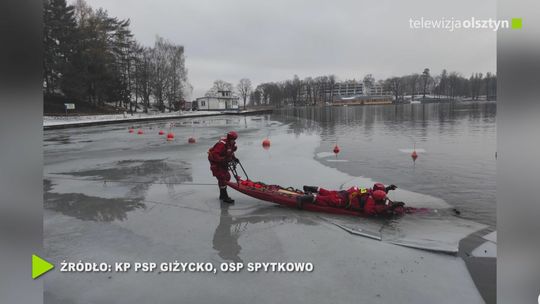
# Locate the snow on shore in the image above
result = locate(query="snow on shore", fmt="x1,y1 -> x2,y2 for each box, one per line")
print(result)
43,111 -> 224,127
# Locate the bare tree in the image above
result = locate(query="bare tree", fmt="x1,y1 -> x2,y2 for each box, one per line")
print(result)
134,46 -> 152,113
421,68 -> 431,99
328,75 -> 336,102
438,69 -> 448,99
261,82 -> 283,107
404,74 -> 420,100
237,78 -> 252,110
385,77 -> 404,102
291,75 -> 302,106
303,77 -> 314,105
164,44 -> 187,111
150,36 -> 169,112
206,80 -> 233,96
250,89 -> 262,106
363,74 -> 375,95
313,76 -> 326,104
72,0 -> 92,25
448,72 -> 460,100
470,73 -> 483,101
283,79 -> 293,105
484,72 -> 496,101
432,75 -> 441,99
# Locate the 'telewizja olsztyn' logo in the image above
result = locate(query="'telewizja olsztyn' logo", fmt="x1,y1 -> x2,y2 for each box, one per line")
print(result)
409,17 -> 522,31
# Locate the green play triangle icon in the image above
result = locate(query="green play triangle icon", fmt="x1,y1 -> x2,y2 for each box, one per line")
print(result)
32,254 -> 54,279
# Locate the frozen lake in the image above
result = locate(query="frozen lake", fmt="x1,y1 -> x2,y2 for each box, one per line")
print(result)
274,102 -> 496,227
43,105 -> 495,303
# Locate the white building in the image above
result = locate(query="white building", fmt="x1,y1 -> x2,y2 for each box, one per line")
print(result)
195,90 -> 239,111
326,80 -> 364,97
365,84 -> 386,96
299,80 -> 389,104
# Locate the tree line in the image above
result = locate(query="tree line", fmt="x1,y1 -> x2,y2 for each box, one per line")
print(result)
250,75 -> 337,107
44,0 -> 189,113
238,69 -> 496,108
45,0 -> 495,112
385,68 -> 497,103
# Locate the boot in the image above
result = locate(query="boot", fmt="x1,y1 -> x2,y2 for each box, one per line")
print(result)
303,186 -> 319,193
296,194 -> 315,209
219,188 -> 235,204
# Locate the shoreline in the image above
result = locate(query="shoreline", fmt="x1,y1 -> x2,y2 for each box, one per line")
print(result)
43,109 -> 273,130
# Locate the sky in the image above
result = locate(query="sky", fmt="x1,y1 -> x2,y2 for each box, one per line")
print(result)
81,0 -> 497,99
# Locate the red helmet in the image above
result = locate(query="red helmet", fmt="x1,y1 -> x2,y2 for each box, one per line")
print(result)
373,183 -> 385,192
372,190 -> 387,201
227,131 -> 238,140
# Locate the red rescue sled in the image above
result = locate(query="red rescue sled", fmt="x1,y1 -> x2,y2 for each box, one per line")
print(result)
226,161 -> 425,217
227,178 -> 420,217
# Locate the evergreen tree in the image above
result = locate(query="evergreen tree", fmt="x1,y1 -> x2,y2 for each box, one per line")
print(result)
43,0 -> 77,96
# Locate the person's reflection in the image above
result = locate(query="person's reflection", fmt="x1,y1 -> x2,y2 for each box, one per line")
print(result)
212,201 -> 243,262
212,203 -> 318,262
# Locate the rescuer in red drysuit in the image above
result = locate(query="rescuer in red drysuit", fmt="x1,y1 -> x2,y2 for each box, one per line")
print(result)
208,131 -> 239,204
363,190 -> 394,216
299,183 -> 401,215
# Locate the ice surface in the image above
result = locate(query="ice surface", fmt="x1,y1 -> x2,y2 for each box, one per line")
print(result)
319,212 -> 486,254
383,215 -> 487,253
399,148 -> 427,153
482,231 -> 497,243
318,215 -> 383,240
471,242 -> 497,258
43,117 -> 486,304
315,151 -> 336,158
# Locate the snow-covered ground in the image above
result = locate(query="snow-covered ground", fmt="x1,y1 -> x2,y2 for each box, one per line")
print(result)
43,111 -> 225,127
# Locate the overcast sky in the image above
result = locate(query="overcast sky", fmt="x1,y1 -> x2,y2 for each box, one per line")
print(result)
82,0 -> 497,99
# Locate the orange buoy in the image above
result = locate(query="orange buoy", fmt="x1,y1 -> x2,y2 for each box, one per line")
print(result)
411,150 -> 418,161
129,128 -> 134,133
137,129 -> 144,135
333,145 -> 340,154
166,132 -> 175,141
188,137 -> 196,144
262,138 -> 271,149
159,130 -> 165,135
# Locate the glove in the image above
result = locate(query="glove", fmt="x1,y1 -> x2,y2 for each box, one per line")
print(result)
387,184 -> 397,191
231,157 -> 240,164
390,201 -> 405,209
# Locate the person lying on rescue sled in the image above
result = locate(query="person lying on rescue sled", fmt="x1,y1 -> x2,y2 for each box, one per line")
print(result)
299,183 -> 404,216
208,131 -> 239,204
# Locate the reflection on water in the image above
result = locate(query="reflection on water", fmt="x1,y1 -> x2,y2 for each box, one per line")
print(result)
212,202 -> 318,262
43,134 -> 71,145
273,103 -> 496,227
45,159 -> 192,222
45,187 -> 146,222
44,179 -> 145,222
55,159 -> 192,184
212,202 -> 243,262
